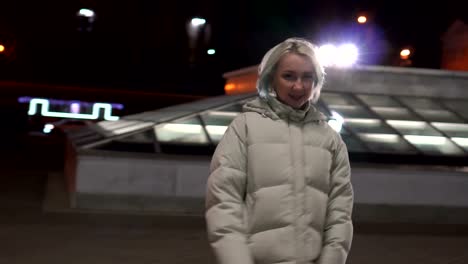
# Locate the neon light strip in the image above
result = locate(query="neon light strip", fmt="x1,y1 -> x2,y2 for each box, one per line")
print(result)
28,98 -> 119,121
18,96 -> 124,110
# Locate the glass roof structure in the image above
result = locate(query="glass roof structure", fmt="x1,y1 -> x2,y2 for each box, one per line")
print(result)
68,91 -> 468,165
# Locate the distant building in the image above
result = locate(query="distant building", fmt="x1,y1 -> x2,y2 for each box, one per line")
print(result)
441,19 -> 468,71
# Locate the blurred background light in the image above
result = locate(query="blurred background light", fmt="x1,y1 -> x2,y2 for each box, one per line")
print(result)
207,49 -> 216,55
357,16 -> 367,24
191,18 -> 206,27
70,102 -> 81,114
328,110 -> 345,132
43,124 -> 54,134
77,8 -> 95,18
336,43 -> 359,67
318,43 -> 358,67
400,48 -> 411,59
318,44 -> 337,67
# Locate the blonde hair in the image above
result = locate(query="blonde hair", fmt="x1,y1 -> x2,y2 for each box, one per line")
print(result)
257,38 -> 325,103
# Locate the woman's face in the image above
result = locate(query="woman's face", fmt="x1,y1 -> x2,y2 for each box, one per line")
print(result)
272,53 -> 315,109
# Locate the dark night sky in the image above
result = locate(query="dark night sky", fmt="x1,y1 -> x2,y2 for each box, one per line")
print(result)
0,0 -> 466,96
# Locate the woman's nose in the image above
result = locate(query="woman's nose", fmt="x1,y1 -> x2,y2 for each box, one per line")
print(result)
292,78 -> 304,90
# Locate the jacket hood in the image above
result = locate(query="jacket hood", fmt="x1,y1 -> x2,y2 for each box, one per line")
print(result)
243,96 -> 327,123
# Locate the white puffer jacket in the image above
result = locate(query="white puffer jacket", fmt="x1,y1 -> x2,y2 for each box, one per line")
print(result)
206,96 -> 354,264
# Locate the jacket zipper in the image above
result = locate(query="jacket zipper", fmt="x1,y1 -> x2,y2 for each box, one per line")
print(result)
301,122 -> 306,263
287,117 -> 298,263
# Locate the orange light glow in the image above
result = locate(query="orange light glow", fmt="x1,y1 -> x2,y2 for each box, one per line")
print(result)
357,16 -> 367,24
224,83 -> 236,92
400,49 -> 411,59
223,71 -> 258,95
0,45 -> 5,53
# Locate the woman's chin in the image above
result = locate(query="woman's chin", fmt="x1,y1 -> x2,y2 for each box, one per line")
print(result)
290,100 -> 307,109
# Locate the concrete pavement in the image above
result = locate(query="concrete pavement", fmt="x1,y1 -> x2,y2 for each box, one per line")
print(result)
1,161 -> 468,264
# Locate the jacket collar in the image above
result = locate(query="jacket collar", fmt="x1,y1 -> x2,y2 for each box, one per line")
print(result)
243,96 -> 327,123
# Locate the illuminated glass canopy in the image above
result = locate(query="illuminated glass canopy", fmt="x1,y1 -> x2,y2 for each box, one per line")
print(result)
69,92 -> 468,165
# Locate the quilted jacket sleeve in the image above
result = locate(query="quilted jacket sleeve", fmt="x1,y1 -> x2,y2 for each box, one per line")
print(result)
205,114 -> 254,264
317,136 -> 354,264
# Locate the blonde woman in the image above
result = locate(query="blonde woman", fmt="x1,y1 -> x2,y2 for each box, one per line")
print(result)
206,38 -> 354,264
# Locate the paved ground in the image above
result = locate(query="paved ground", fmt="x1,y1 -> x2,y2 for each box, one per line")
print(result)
1,154 -> 468,264
2,209 -> 468,264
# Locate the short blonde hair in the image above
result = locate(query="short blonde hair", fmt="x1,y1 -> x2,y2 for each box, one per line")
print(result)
257,38 -> 325,103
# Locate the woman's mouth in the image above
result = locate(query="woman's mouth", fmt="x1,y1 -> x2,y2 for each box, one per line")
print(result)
289,94 -> 304,100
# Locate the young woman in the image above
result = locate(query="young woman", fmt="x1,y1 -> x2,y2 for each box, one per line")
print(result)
206,38 -> 354,264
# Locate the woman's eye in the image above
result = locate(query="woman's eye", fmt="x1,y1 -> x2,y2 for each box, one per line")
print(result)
282,74 -> 295,80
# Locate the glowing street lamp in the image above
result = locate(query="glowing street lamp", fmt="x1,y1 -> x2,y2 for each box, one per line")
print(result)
207,49 -> 216,55
187,17 -> 208,63
336,44 -> 359,67
400,48 -> 411,60
0,44 -> 5,53
398,48 -> 413,67
78,8 -> 95,18
191,17 -> 206,27
357,16 -> 367,24
77,8 -> 96,32
318,43 -> 359,67
317,44 -> 336,67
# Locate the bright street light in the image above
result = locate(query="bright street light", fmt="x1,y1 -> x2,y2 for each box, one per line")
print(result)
207,49 -> 216,55
318,43 -> 359,67
77,8 -> 95,18
336,44 -> 359,67
318,44 -> 337,67
191,17 -> 206,27
77,8 -> 96,32
0,44 -> 4,53
400,48 -> 411,59
357,16 -> 367,24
